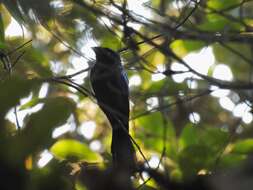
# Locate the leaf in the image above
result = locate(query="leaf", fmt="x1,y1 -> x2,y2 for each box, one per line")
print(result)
170,168 -> 183,182
145,50 -> 166,67
212,43 -> 251,80
178,126 -> 230,177
24,48 -> 52,77
99,32 -> 121,50
26,97 -> 75,128
170,40 -> 205,57
232,139 -> 253,154
0,4 -> 11,30
50,139 -> 102,162
19,97 -> 42,110
135,112 -> 164,152
29,160 -> 74,190
178,124 -> 199,150
2,1 -> 26,25
0,13 -> 5,44
0,77 -> 38,117
0,41 -> 6,49
198,14 -> 243,32
207,0 -> 240,10
7,97 -> 76,161
178,144 -> 212,178
219,153 -> 246,168
199,127 -> 229,154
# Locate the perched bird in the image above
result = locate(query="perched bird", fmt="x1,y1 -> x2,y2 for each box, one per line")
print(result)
90,47 -> 136,171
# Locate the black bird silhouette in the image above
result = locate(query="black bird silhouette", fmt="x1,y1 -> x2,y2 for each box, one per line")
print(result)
90,47 -> 136,171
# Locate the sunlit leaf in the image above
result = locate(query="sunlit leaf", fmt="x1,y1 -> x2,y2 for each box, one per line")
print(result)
146,50 -> 166,66
50,139 -> 102,162
207,0 -> 240,10
198,14 -> 243,32
0,5 -> 11,30
0,0 -> 253,188
232,139 -> 253,154
2,1 -> 27,26
170,40 -> 205,57
99,32 -> 121,50
19,97 -> 41,110
76,181 -> 88,190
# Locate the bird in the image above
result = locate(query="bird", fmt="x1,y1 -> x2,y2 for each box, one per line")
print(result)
90,47 -> 136,172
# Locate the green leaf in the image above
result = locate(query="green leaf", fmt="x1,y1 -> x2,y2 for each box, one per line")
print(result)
29,160 -> 74,190
7,97 -> 76,161
1,1 -> 26,25
170,40 -> 205,57
179,124 -> 199,150
207,0 -> 240,10
0,77 -> 38,117
0,41 -> 6,49
26,97 -> 75,128
50,139 -> 102,162
19,97 -> 42,110
198,14 -> 243,32
178,126 -> 230,175
0,5 -> 11,30
199,127 -> 229,154
24,48 -> 52,77
0,13 -> 5,44
99,32 -> 121,50
212,43 -> 251,80
178,144 -> 212,178
170,168 -> 183,182
219,153 -> 246,168
145,50 -> 166,67
232,139 -> 253,154
135,112 -> 164,152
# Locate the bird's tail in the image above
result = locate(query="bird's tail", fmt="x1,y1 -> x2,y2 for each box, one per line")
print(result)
111,127 -> 136,172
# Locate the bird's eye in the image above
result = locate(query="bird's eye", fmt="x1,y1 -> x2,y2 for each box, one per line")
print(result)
104,49 -> 120,59
106,49 -> 116,56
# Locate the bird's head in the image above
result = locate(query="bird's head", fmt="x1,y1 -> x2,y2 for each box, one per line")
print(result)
92,47 -> 121,66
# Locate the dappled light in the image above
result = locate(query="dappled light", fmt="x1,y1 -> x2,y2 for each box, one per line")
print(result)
37,150 -> 53,168
1,0 -> 253,189
77,121 -> 96,140
5,18 -> 30,37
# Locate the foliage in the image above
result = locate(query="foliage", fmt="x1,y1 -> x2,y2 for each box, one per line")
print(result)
1,0 -> 253,189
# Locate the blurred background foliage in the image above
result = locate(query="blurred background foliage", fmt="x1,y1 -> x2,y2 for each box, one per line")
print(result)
1,0 -> 253,189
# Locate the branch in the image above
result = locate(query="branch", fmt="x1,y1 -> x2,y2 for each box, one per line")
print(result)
132,89 -> 211,120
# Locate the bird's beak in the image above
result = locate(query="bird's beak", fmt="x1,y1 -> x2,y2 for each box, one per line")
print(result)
92,47 -> 100,54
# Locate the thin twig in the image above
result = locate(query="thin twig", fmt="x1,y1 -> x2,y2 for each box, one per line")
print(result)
49,78 -> 91,97
219,42 -> 252,65
52,67 -> 92,80
14,106 -> 21,131
118,0 -> 200,52
132,89 -> 211,120
11,51 -> 26,68
7,40 -> 32,55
